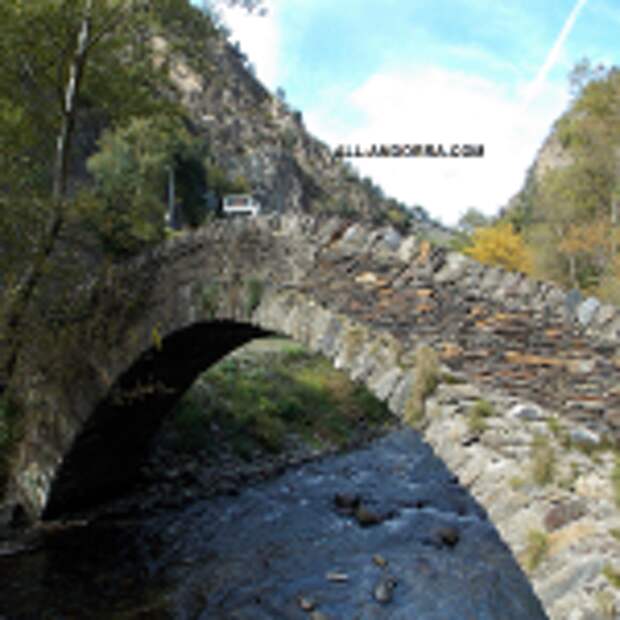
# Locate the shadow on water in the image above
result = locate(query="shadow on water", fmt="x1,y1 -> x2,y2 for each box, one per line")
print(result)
0,428 -> 547,620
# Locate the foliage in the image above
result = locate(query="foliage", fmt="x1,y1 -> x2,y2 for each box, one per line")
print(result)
245,278 -> 264,315
86,114 -> 209,255
530,433 -> 555,486
0,0 -> 184,384
198,283 -> 220,318
167,341 -> 394,456
204,162 -> 250,210
603,563 -> 620,589
451,207 -> 490,251
172,392 -> 212,452
515,60 -> 620,295
463,221 -> 532,273
524,529 -> 549,573
404,345 -> 440,428
467,399 -> 494,435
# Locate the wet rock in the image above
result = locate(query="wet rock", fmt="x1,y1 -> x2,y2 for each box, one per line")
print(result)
333,492 -> 360,514
373,576 -> 397,604
354,504 -> 384,527
297,595 -> 316,611
431,525 -> 460,548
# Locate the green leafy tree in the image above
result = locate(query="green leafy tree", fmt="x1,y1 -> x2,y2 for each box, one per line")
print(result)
522,60 -> 620,293
86,114 -> 212,253
0,0 -> 260,385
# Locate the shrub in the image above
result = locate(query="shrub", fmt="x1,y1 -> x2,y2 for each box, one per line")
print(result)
509,476 -> 526,491
530,433 -> 555,485
404,345 -> 439,428
245,278 -> 264,315
524,529 -> 549,573
467,399 -> 494,434
609,528 -> 620,541
603,564 -> 620,589
199,283 -> 219,318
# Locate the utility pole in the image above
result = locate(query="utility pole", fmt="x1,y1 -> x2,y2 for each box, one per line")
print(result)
167,165 -> 176,229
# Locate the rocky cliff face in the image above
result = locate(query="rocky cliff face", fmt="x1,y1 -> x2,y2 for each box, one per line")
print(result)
160,16 -> 445,233
530,128 -> 574,184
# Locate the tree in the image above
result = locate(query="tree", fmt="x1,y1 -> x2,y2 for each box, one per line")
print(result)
525,62 -> 620,290
450,207 -> 489,252
464,221 -> 532,273
0,0 -> 259,385
0,0 -> 181,380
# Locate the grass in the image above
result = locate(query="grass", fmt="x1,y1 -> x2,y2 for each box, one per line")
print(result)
198,283 -> 219,318
603,563 -> 620,589
404,345 -> 440,428
245,278 -> 264,315
509,475 -> 526,491
167,340 -> 394,457
609,528 -> 620,542
530,433 -> 556,486
545,416 -> 568,446
612,455 -> 620,508
595,590 -> 617,619
524,529 -> 550,573
467,399 -> 494,435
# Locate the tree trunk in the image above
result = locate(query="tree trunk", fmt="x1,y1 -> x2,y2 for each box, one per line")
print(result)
3,0 -> 93,382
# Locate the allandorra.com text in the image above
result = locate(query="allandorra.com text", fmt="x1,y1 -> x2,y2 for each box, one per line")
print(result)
332,143 -> 485,158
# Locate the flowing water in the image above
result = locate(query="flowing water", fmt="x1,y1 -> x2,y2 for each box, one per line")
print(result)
0,428 -> 547,619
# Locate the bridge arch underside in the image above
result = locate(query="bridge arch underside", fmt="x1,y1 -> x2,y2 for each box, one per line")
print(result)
43,320 -> 271,519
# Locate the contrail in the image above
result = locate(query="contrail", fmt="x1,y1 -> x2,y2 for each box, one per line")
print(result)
523,0 -> 588,107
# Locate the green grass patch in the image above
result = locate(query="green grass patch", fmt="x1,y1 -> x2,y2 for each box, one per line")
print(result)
524,529 -> 549,573
440,372 -> 463,385
530,433 -> 555,486
603,563 -> 620,589
509,475 -> 526,491
404,345 -> 440,428
545,416 -> 565,441
467,399 -> 494,434
167,343 -> 394,457
245,278 -> 264,315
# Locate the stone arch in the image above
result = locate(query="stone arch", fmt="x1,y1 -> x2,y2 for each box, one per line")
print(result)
7,213 -> 620,616
42,320 -> 271,519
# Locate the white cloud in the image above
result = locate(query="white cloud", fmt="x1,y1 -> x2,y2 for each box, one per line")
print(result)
206,2 -> 574,226
216,1 -> 280,90
306,66 -> 570,225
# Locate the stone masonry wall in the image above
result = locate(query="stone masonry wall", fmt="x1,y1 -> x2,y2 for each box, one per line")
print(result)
8,213 -> 620,618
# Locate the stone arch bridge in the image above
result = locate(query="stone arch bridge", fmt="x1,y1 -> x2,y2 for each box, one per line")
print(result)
6,213 -> 620,616
8,213 -> 620,519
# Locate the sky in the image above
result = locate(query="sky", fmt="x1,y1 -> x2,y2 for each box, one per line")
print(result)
203,0 -> 620,225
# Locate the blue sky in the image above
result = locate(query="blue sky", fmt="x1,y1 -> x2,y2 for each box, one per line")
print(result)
206,0 -> 619,224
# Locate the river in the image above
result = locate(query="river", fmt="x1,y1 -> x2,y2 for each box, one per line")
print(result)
0,427 -> 546,619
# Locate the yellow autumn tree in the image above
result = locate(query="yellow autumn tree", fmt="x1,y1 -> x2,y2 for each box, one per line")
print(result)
464,221 -> 532,273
